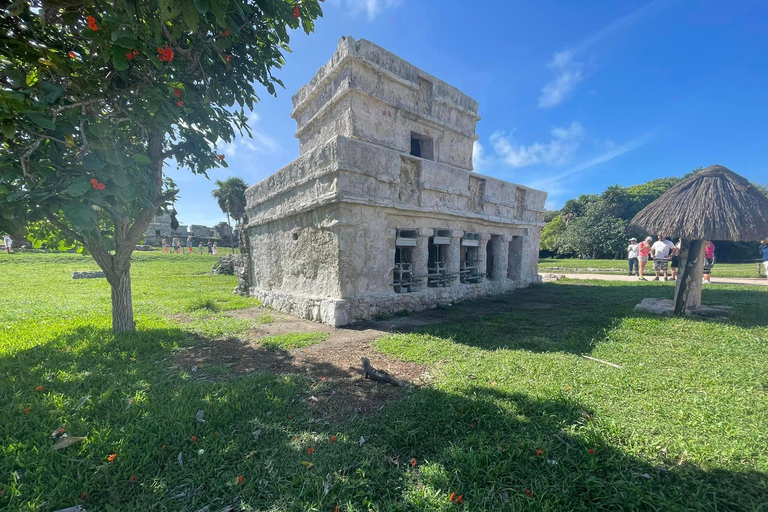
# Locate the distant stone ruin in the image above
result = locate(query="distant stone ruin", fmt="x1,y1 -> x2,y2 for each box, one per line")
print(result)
143,214 -> 234,246
241,37 -> 547,326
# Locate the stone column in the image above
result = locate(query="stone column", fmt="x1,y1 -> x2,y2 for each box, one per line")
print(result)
491,234 -> 512,281
477,233 -> 491,278
674,239 -> 705,312
412,227 -> 432,289
445,230 -> 463,284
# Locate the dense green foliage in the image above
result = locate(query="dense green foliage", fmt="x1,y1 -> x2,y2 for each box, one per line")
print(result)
1,253 -> 766,510
0,0 -> 323,331
212,175 -> 248,251
544,173 -> 768,260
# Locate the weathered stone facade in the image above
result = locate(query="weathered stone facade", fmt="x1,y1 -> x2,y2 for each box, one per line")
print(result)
243,37 -> 547,326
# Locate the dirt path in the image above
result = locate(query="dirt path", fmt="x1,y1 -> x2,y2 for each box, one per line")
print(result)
544,273 -> 768,286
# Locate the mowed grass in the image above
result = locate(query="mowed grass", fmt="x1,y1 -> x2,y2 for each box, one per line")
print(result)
1,253 -> 767,511
539,257 -> 763,278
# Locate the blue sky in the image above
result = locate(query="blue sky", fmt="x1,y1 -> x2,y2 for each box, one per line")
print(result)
167,0 -> 768,227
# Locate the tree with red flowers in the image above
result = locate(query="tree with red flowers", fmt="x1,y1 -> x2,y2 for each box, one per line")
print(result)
0,0 -> 322,333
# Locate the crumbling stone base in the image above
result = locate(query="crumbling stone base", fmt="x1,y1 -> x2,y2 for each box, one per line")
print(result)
250,275 -> 541,326
634,298 -> 732,318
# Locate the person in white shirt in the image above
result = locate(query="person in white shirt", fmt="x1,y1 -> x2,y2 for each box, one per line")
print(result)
2,234 -> 12,254
650,235 -> 675,281
627,238 -> 639,276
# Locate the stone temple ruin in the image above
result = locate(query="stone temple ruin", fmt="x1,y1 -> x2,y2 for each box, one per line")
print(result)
241,37 -> 547,326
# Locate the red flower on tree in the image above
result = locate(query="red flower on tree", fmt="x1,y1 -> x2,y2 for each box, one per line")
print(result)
177,101 -> 184,107
87,16 -> 98,31
90,178 -> 105,190
126,50 -> 139,60
173,88 -> 182,97
294,6 -> 300,18
218,154 -> 225,160
225,55 -> 231,63
157,47 -> 174,62
68,51 -> 76,59
224,30 -> 231,36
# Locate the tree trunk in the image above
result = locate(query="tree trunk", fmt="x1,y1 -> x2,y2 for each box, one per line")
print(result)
674,239 -> 705,315
108,263 -> 135,333
227,212 -> 234,255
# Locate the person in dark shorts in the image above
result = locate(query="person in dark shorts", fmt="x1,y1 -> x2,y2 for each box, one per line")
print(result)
702,241 -> 715,283
627,238 -> 639,276
670,240 -> 681,281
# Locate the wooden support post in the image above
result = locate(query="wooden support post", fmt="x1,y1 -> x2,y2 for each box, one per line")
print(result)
674,239 -> 706,314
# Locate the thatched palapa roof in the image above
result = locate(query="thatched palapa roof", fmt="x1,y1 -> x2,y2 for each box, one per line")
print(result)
628,165 -> 768,241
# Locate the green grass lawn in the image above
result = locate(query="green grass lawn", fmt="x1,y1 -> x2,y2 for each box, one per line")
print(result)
1,252 -> 767,511
539,257 -> 764,278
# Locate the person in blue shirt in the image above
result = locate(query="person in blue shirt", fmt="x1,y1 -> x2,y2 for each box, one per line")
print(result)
760,239 -> 768,283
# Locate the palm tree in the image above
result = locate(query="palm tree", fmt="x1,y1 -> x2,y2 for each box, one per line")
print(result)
211,177 -> 248,254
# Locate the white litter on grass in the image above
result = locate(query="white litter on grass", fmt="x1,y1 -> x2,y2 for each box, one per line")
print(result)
177,452 -> 183,467
252,429 -> 262,442
195,409 -> 206,422
359,436 -> 366,446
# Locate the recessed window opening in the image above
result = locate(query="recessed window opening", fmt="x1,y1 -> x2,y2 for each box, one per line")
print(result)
460,233 -> 482,283
427,235 -> 450,287
292,232 -> 299,241
410,131 -> 434,160
393,229 -> 418,293
155,229 -> 161,236
486,237 -> 495,280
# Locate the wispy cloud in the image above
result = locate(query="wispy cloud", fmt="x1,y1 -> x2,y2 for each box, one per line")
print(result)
329,0 -> 404,21
490,122 -> 584,167
217,111 -> 280,157
525,133 -> 653,191
472,140 -> 489,172
538,1 -> 662,108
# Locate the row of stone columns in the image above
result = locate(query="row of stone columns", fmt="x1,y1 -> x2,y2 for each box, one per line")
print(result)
401,228 -> 522,290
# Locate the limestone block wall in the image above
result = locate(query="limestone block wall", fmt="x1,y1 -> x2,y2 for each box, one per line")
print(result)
292,37 -> 480,171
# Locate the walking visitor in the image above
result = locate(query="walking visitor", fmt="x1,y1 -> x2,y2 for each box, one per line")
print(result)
760,239 -> 768,283
212,242 -> 218,255
2,234 -> 12,254
207,240 -> 213,255
199,242 -> 204,255
627,238 -> 639,276
172,236 -> 181,254
187,236 -> 193,254
162,237 -> 169,253
651,235 -> 675,281
702,240 -> 716,283
637,236 -> 652,280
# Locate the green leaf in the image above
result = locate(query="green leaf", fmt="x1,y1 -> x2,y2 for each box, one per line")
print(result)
111,170 -> 129,187
183,1 -> 200,30
24,112 -> 55,130
66,179 -> 92,197
100,381 -> 118,403
1,122 -> 14,139
132,153 -> 152,165
112,47 -> 129,71
62,202 -> 97,231
41,82 -> 64,103
194,0 -> 210,14
82,153 -> 106,171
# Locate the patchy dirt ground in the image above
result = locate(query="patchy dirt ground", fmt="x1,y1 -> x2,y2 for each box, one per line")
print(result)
173,288 -> 555,421
173,307 -> 441,421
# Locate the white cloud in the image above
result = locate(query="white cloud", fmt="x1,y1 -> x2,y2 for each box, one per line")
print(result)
525,133 -> 652,191
472,140 -> 489,172
329,0 -> 403,20
216,111 -> 280,157
538,1 -> 662,108
490,122 -> 584,167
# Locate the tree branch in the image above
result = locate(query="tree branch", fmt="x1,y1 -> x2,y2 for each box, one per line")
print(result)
46,213 -> 85,244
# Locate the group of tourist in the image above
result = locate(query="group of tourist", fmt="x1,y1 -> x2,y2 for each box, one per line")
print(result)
162,236 -> 218,255
627,236 -> 717,283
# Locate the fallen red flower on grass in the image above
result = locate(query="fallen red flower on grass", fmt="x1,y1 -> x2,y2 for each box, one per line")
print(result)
410,458 -> 417,467
23,407 -> 30,414
35,386 -> 45,392
237,474 -> 244,485
330,435 -> 336,442
107,454 -> 117,461
79,492 -> 86,499
449,492 -> 456,502
535,448 -> 544,456
588,449 -> 595,454
524,488 -> 532,497
130,475 -> 138,482
190,435 -> 197,442
307,446 -> 314,455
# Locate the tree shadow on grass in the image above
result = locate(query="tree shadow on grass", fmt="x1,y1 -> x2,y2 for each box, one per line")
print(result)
1,322 -> 766,511
391,282 -> 767,354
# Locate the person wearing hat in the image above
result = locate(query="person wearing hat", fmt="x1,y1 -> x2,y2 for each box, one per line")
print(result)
627,237 -> 639,276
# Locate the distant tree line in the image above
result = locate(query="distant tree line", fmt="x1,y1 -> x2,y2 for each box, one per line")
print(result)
541,171 -> 768,261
